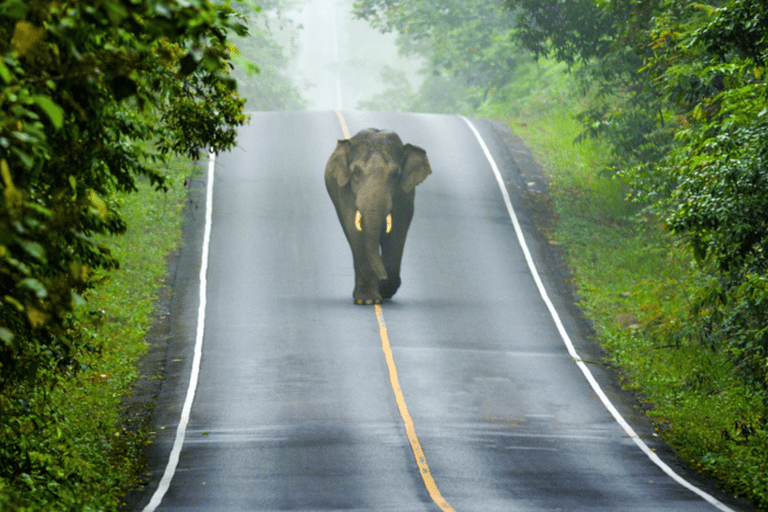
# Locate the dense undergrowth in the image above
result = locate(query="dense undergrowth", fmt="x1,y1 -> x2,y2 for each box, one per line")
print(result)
477,59 -> 768,510
0,157 -> 189,511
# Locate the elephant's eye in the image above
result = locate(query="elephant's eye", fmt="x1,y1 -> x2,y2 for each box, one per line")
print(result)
386,164 -> 401,182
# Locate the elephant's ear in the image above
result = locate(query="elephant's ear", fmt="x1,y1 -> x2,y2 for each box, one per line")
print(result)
401,143 -> 432,192
326,140 -> 351,187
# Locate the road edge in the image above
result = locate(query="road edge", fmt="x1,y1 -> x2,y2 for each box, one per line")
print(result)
474,116 -> 756,512
120,160 -> 211,512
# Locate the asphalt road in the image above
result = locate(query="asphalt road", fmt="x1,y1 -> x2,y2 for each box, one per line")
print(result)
129,111 -> 754,512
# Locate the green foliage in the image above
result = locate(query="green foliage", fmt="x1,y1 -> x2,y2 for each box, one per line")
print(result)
504,0 -> 615,65
353,0 -> 529,112
666,121 -> 768,272
505,0 -> 768,395
0,0 -> 245,377
1,0 -> 249,507
0,157 -> 189,511
356,65 -> 417,112
641,1 -> 768,271
358,66 -> 473,114
480,38 -> 768,509
609,323 -> 768,509
621,0 -> 768,389
504,1 -> 691,171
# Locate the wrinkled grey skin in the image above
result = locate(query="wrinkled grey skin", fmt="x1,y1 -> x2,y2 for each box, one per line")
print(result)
325,128 -> 432,305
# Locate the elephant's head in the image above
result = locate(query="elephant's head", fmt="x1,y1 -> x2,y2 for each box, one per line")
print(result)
326,128 -> 431,288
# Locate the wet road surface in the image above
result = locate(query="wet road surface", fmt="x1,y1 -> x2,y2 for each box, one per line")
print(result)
129,111 -> 753,512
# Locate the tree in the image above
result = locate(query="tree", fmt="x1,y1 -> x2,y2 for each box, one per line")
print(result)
1,0 -> 249,502
507,0 -> 768,386
506,0 -> 679,169
353,0 -> 527,111
635,0 -> 768,384
505,0 -> 615,65
630,0 -> 768,271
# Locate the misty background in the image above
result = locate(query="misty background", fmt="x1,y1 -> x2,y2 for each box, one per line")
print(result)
232,0 -> 424,112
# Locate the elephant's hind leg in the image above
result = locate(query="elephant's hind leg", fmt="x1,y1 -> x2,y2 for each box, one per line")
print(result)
379,276 -> 401,299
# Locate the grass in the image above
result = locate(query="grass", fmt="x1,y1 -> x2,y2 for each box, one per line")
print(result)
0,155 -> 194,511
77,157 -> 192,506
478,59 -> 768,509
74,159 -> 190,502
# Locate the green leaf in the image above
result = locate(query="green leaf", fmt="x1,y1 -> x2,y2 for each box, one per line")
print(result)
11,20 -> 44,55
103,0 -> 128,23
19,240 -> 46,262
88,190 -> 109,219
71,290 -> 86,308
0,60 -> 11,83
3,295 -> 24,311
32,95 -> 64,129
0,327 -> 13,344
0,0 -> 29,20
18,278 -> 48,299
229,53 -> 259,75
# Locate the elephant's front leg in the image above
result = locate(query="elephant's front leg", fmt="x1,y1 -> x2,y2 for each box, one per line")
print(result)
353,263 -> 383,305
351,242 -> 383,305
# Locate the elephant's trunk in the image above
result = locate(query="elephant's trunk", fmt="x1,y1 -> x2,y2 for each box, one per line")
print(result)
355,172 -> 393,282
364,228 -> 388,281
356,207 -> 389,281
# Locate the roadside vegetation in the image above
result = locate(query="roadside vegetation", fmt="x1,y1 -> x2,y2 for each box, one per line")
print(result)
0,0 -> 299,509
0,156 -> 190,510
356,0 -> 768,508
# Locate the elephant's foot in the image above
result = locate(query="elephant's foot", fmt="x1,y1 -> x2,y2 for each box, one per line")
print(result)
379,276 -> 401,299
354,297 -> 381,305
354,281 -> 382,305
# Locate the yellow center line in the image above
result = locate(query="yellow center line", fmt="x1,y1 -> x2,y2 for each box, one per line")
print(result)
334,109 -> 351,139
375,305 -> 456,512
333,110 -> 454,511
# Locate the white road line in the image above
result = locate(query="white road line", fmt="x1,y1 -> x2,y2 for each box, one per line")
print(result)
459,116 -> 736,512
142,151 -> 215,512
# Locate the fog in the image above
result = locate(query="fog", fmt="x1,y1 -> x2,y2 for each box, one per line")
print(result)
286,0 -> 421,110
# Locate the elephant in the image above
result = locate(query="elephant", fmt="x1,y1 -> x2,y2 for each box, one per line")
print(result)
325,128 -> 432,305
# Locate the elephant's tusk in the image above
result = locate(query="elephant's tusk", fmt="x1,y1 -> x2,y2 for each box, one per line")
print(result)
355,210 -> 362,231
386,214 -> 392,234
